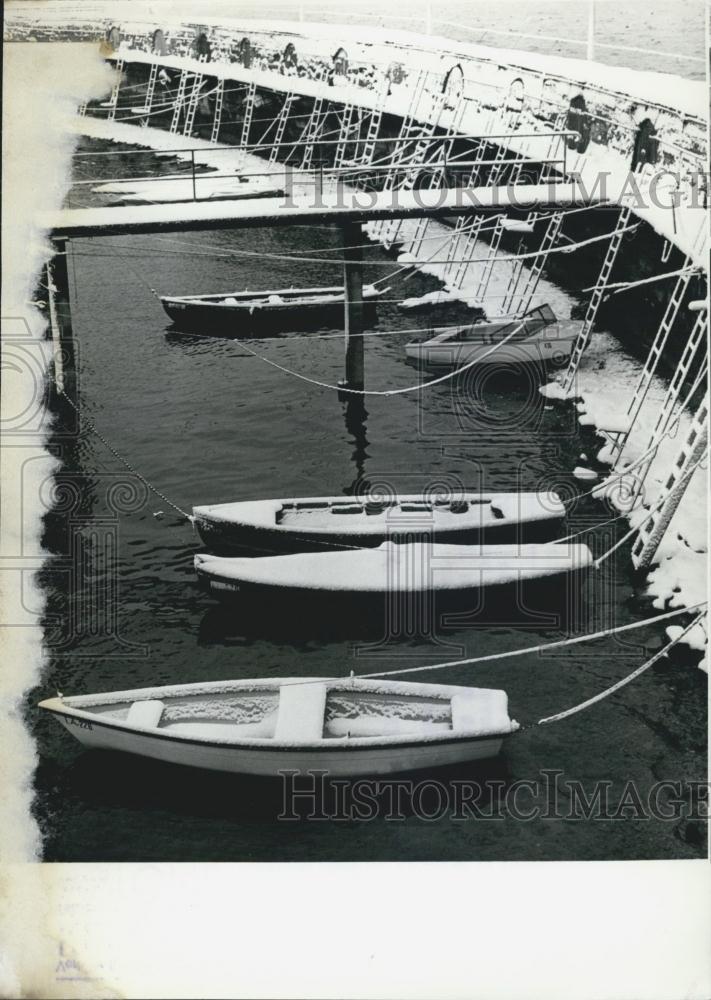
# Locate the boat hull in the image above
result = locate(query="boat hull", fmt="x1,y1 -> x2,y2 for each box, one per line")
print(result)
405,334 -> 577,368
162,294 -> 379,336
39,677 -> 517,778
192,493 -> 567,554
45,710 -> 505,776
194,542 -> 591,629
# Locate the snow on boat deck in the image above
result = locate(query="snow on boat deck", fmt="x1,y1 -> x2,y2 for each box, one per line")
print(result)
195,541 -> 593,592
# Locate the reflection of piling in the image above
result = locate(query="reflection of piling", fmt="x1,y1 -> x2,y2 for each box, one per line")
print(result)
339,220 -> 365,394
343,396 -> 369,484
47,239 -> 76,407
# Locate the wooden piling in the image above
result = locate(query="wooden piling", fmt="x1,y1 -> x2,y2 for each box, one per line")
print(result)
48,239 -> 76,402
340,220 -> 365,394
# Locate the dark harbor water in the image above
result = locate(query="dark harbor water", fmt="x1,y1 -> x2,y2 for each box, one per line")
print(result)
30,138 -> 707,862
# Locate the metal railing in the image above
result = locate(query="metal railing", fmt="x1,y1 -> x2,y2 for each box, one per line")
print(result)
67,132 -> 576,206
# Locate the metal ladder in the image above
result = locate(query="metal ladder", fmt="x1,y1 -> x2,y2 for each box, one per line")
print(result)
107,58 -> 124,121
405,99 -> 467,258
461,137 -> 488,190
372,71 -> 429,242
182,72 -> 205,136
382,87 -> 448,249
170,69 -> 190,134
624,309 -> 707,496
631,389 -> 709,571
560,205 -> 632,393
472,216 -> 506,304
357,86 -> 388,166
448,218 -> 488,290
606,265 -> 694,466
541,110 -> 568,181
300,97 -> 327,168
444,218 -> 472,283
500,239 -> 527,313
139,62 -> 159,126
294,67 -> 330,168
501,210 -> 564,315
210,78 -> 225,144
486,139 -> 514,188
445,133 -> 511,290
333,103 -> 360,170
443,137 -> 521,289
269,92 -> 297,164
240,81 -> 257,150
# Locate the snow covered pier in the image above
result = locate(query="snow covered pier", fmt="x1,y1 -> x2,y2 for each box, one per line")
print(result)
42,180 -> 616,238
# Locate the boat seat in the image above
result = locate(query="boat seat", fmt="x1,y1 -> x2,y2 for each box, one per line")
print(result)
451,690 -> 509,736
274,683 -> 327,742
127,699 -> 164,728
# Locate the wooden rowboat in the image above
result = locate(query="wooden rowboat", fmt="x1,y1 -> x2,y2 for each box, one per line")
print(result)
38,677 -> 519,777
194,541 -> 593,600
192,491 -> 568,554
405,304 -> 580,368
160,283 -> 384,335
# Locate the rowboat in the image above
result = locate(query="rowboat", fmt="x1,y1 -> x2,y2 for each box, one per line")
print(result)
194,541 -> 593,601
192,491 -> 567,554
38,677 -> 519,777
405,304 -> 580,368
160,283 -> 384,335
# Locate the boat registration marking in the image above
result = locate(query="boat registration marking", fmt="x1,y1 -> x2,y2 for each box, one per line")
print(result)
64,715 -> 93,731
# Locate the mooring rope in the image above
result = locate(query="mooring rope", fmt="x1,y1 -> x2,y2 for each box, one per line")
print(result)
582,264 -> 702,296
234,317 -> 527,396
50,379 -> 192,522
591,448 -> 707,569
73,222 -> 637,271
536,611 -> 707,725
358,602 -> 707,682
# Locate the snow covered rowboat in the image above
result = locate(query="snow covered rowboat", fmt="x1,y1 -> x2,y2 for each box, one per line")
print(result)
405,304 -> 580,367
38,677 -> 519,777
194,541 -> 593,600
161,283 -> 383,335
192,491 -> 567,553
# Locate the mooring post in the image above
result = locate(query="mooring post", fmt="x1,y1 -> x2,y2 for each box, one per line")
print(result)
48,238 -> 76,404
340,220 -> 365,395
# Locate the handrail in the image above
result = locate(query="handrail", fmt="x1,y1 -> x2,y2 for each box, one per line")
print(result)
72,130 -> 580,158
67,153 -> 569,207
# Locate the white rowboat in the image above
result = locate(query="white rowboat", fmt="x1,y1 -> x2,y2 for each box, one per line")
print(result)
194,541 -> 593,598
39,677 -> 519,777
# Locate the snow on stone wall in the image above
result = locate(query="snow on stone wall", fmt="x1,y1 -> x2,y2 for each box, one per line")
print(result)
6,8 -> 707,262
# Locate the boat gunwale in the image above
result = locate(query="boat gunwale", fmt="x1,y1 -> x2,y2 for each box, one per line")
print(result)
192,491 -> 568,532
40,704 -> 518,750
161,284 -> 382,306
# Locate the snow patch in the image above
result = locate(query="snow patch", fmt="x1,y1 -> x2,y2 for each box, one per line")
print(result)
573,467 -> 598,481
